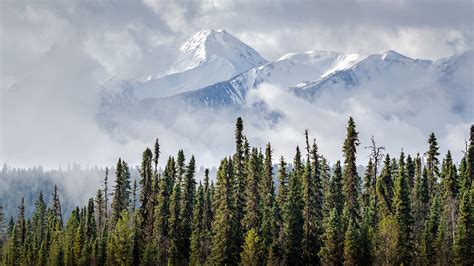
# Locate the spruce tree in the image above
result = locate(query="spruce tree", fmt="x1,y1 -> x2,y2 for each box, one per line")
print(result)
343,218 -> 358,265
453,187 -> 474,265
52,184 -> 63,227
376,155 -> 394,217
111,158 -> 132,223
260,143 -> 276,261
319,208 -> 343,265
275,156 -> 288,264
139,148 -> 154,245
153,156 -> 174,264
210,158 -> 239,265
107,211 -> 134,265
242,148 -> 262,232
301,140 -> 322,264
240,228 -> 262,266
284,148 -> 304,264
342,117 -> 360,224
190,183 -> 206,265
233,117 -> 246,255
426,132 -> 440,197
392,151 -> 413,264
168,173 -> 182,264
421,194 -> 441,265
180,155 -> 196,262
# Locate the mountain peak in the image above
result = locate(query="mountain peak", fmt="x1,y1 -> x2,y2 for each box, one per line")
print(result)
170,29 -> 267,74
379,50 -> 412,61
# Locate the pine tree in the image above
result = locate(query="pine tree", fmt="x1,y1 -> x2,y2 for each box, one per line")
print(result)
180,155 -> 196,261
342,117 -> 360,224
210,158 -> 239,265
392,151 -> 413,264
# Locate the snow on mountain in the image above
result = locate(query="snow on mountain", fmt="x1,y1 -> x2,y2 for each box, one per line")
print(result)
170,29 -> 268,74
130,29 -> 267,99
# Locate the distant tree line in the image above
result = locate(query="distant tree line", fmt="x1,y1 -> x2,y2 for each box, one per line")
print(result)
1,117 -> 473,265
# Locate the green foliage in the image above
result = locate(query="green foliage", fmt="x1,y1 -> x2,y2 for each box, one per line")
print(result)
2,117 -> 472,266
240,228 -> 262,266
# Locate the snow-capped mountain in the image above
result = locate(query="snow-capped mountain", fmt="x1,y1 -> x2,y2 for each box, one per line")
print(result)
97,29 -> 472,144
137,50 -> 366,109
124,29 -> 268,99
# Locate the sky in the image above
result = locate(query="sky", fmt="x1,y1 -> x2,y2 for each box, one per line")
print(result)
0,0 -> 473,169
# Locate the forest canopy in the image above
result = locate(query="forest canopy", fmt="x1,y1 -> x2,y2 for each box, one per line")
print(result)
1,117 -> 473,265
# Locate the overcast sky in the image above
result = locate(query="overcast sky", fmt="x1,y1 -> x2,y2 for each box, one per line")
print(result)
0,0 -> 473,168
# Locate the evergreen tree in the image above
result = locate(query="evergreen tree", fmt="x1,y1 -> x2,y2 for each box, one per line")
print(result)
210,158 -> 239,265
438,150 -> 459,263
111,158 -> 132,223
392,151 -> 413,264
240,228 -> 261,266
153,138 -> 160,177
153,156 -> 175,264
168,172 -> 182,264
342,117 -> 361,224
376,155 -> 394,217
275,156 -> 288,264
301,139 -> 322,264
343,218 -> 358,265
242,148 -> 262,232
284,148 -> 304,264
421,194 -> 441,265
325,161 -> 345,217
374,214 -> 399,265
139,148 -> 154,246
453,187 -> 474,265
190,183 -> 206,265
233,117 -> 246,255
426,132 -> 440,197
180,155 -> 196,261
52,184 -> 63,227
107,211 -> 134,265
260,143 -> 276,261
319,208 -> 343,266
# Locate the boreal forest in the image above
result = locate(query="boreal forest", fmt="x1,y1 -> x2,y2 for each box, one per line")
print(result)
1,117 -> 473,265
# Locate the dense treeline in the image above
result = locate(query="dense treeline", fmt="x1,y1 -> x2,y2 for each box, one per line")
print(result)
1,117 -> 473,265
